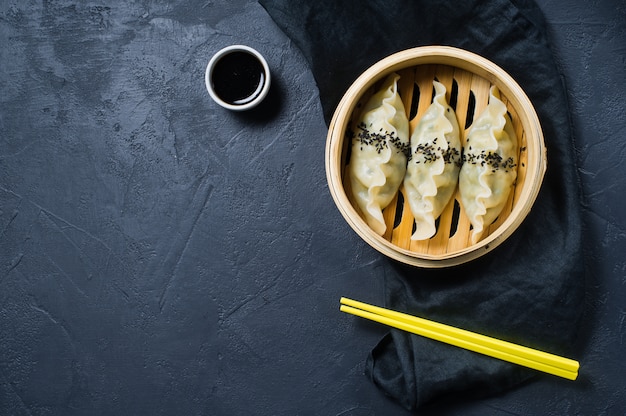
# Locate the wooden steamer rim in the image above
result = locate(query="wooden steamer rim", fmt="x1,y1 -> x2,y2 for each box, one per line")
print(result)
325,46 -> 547,268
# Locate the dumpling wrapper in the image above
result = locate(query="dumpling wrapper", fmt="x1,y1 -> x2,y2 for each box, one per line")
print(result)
459,86 -> 518,244
348,73 -> 410,235
404,80 -> 461,240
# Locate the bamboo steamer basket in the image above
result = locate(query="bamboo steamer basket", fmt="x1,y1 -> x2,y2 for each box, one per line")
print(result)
325,46 -> 547,268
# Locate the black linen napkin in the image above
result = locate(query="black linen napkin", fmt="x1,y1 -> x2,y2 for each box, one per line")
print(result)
259,0 -> 585,411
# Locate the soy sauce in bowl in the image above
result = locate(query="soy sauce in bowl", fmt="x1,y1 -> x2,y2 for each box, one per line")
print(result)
205,45 -> 271,111
212,51 -> 265,105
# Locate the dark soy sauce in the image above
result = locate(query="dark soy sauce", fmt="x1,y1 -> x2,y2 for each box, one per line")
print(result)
212,51 -> 265,105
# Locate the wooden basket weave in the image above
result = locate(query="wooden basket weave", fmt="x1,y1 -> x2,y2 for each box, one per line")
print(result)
325,46 -> 547,267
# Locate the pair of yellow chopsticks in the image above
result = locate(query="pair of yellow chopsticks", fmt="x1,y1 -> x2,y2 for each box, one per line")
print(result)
339,297 -> 579,380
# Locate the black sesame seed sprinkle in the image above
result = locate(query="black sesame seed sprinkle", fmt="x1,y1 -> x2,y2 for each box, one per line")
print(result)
409,138 -> 461,166
353,122 -> 410,156
462,148 -> 517,171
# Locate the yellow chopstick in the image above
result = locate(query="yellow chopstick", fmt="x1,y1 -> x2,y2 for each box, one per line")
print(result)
340,297 -> 579,380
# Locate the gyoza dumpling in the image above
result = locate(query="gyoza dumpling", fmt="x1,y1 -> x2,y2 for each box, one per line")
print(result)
404,81 -> 461,240
459,86 -> 518,244
348,73 -> 410,235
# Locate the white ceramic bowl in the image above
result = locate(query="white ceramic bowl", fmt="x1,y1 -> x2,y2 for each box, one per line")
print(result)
205,45 -> 271,111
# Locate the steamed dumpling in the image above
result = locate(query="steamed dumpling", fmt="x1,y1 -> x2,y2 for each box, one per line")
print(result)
459,86 -> 518,244
348,73 -> 410,235
404,81 -> 461,240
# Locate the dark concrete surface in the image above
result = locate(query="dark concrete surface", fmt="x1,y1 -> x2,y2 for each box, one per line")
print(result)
0,1 -> 624,415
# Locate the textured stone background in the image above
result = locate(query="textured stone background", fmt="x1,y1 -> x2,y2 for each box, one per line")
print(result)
1,0 -> 624,415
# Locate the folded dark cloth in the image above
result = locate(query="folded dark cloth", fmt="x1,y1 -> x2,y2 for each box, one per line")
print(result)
260,0 -> 585,410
